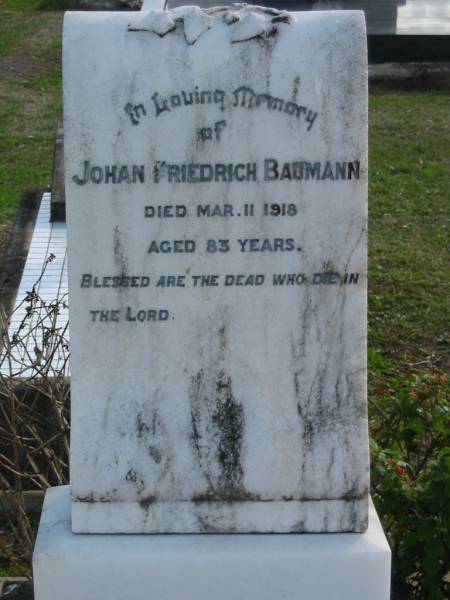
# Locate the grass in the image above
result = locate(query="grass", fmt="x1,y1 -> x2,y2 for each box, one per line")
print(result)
368,90 -> 450,379
0,1 -> 449,589
0,3 -> 63,248
0,0 -> 64,12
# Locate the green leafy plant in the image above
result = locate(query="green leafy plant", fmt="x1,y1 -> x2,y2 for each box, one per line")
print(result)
370,371 -> 450,599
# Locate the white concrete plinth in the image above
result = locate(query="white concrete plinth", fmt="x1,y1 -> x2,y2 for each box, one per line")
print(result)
33,487 -> 391,600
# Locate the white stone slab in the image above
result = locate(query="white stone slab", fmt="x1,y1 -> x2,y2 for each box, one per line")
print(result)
33,486 -> 391,600
64,7 -> 368,533
1,193 -> 69,377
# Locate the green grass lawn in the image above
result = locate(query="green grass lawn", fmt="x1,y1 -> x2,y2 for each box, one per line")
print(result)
369,90 -> 449,378
0,2 -> 449,593
0,2 -> 63,247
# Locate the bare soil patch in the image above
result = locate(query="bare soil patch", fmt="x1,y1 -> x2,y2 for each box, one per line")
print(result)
0,56 -> 48,82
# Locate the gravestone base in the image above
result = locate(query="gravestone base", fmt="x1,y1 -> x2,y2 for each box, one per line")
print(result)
72,496 -> 369,534
33,487 -> 391,600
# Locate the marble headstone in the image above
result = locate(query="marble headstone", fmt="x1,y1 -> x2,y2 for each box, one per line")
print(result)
64,6 -> 369,534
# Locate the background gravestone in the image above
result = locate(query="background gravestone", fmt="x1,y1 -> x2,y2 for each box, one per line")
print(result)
63,5 -> 369,534
65,1 -> 142,9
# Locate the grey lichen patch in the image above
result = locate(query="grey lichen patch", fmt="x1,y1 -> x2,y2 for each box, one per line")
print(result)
189,367 -> 250,501
128,4 -> 294,46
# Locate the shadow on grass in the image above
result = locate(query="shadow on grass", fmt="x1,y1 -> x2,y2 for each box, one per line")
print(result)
38,0 -> 65,9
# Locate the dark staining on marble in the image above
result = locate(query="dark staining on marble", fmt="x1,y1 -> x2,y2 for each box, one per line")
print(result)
189,367 -> 251,501
195,514 -> 239,534
125,468 -> 138,483
136,409 -> 162,439
136,412 -> 150,439
135,409 -> 169,474
292,519 -> 306,532
232,25 -> 278,45
139,495 -> 156,515
112,225 -> 128,275
218,325 -> 227,360
74,493 -> 113,503
294,371 -> 301,399
322,509 -> 329,532
272,13 -> 292,25
153,160 -> 164,184
191,490 -> 260,503
302,418 -> 315,448
326,447 -> 336,481
292,75 -> 300,102
74,492 -> 94,503
148,445 -> 163,463
334,376 -> 343,410
291,494 -> 365,502
347,500 -> 359,532
223,12 -> 239,25
128,24 -> 176,37
98,495 -> 113,503
128,5 -> 292,46
190,406 -> 202,461
341,486 -> 367,502
213,371 -> 245,492
125,467 -> 145,492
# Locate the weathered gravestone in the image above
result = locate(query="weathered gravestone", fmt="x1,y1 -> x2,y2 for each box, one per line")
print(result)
33,4 -> 391,599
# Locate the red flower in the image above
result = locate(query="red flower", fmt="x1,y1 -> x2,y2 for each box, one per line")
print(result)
377,386 -> 383,397
386,388 -> 395,396
395,465 -> 405,476
409,391 -> 418,399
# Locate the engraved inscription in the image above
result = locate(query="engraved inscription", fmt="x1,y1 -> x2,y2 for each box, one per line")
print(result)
124,84 -> 318,130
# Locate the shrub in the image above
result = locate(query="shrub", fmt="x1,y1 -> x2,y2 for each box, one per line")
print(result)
0,256 -> 69,569
370,371 -> 450,599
